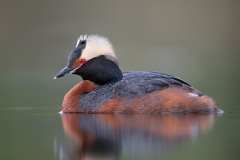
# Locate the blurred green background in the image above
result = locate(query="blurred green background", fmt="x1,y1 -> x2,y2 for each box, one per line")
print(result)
1,0 -> 240,111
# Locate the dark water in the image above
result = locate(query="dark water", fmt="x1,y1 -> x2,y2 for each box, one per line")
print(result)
1,107 -> 239,160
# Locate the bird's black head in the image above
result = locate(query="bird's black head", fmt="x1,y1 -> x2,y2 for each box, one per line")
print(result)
54,35 -> 123,85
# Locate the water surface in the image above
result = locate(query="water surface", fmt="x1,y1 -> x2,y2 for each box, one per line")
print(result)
1,107 -> 239,160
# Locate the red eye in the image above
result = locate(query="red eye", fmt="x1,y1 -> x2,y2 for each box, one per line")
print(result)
80,59 -> 87,64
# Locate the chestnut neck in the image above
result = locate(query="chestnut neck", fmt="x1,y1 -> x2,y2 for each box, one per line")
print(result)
62,80 -> 98,112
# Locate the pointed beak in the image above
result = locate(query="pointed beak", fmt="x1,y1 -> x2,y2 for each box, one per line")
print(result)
54,66 -> 76,79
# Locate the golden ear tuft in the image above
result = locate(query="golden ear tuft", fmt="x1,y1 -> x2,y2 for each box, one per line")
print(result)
75,34 -> 117,61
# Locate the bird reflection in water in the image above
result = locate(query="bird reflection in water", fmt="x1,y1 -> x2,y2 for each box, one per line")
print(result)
55,114 -> 215,160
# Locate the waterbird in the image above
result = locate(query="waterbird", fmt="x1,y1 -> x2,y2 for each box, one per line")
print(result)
54,35 -> 222,114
